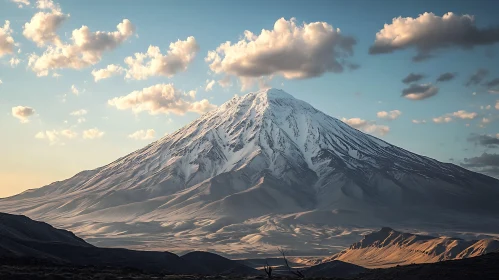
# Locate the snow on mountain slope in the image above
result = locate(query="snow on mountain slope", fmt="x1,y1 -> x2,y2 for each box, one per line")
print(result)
1,88 -> 499,258
323,227 -> 499,268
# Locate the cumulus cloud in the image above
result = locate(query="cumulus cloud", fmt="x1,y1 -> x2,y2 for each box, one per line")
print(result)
467,133 -> 499,147
432,110 -> 478,123
377,110 -> 402,120
0,20 -> 16,57
12,106 -> 35,123
70,109 -> 87,116
71,84 -> 79,95
83,128 -> 104,139
12,0 -> 30,8
402,73 -> 424,84
23,0 -> 67,47
465,68 -> 488,86
91,64 -> 124,82
412,119 -> 427,124
452,110 -> 478,119
28,18 -> 135,76
108,83 -> 216,116
9,57 -> 20,67
432,116 -> 453,123
35,129 -> 77,145
77,117 -> 85,123
124,36 -> 199,80
401,83 -> 439,100
128,129 -> 155,140
205,17 -> 357,90
205,79 -> 215,91
341,117 -> 390,136
369,12 -> 499,61
436,72 -> 457,82
461,152 -> 499,177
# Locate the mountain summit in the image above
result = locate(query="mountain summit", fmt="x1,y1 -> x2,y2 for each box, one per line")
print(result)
1,88 -> 499,256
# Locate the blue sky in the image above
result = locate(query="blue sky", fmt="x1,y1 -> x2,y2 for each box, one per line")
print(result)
1,0 -> 499,197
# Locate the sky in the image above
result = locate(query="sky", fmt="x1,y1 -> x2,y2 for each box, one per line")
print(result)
1,0 -> 499,198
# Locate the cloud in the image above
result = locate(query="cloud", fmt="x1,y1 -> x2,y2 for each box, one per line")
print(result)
70,109 -> 87,116
9,57 -> 20,67
108,83 -> 217,115
412,119 -> 426,124
465,68 -> 488,86
369,12 -> 499,61
481,117 -> 491,124
0,21 -> 16,57
205,17 -> 357,90
23,0 -> 67,47
432,110 -> 478,123
377,110 -> 402,120
128,129 -> 156,140
484,77 -> 499,88
12,0 -> 30,8
91,64 -> 124,82
77,117 -> 85,123
71,84 -> 79,95
124,36 -> 199,80
402,73 -> 424,84
496,100 -> 499,110
35,129 -> 77,145
461,152 -> 499,177
341,117 -> 390,136
12,106 -> 35,123
28,18 -> 135,76
205,79 -> 215,91
467,133 -> 499,147
83,128 -> 104,139
436,72 -> 457,82
401,83 -> 439,100
432,116 -> 453,123
451,110 -> 477,119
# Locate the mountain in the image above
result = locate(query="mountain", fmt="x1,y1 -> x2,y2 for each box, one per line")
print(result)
0,212 -> 209,274
323,227 -> 499,268
1,88 -> 499,257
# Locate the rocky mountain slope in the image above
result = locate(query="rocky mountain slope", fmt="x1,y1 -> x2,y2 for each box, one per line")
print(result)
323,227 -> 499,268
1,88 -> 499,257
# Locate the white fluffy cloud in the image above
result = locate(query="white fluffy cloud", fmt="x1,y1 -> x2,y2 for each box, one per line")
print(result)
70,109 -> 87,116
128,129 -> 156,140
433,116 -> 453,123
205,17 -> 356,89
108,83 -> 217,115
0,21 -> 16,57
83,128 -> 104,139
12,0 -> 30,8
124,36 -> 199,80
205,79 -> 215,91
369,12 -> 499,61
28,17 -> 135,76
9,57 -> 20,67
91,64 -> 124,82
70,84 -> 79,95
432,110 -> 478,123
452,110 -> 477,119
401,83 -> 439,100
377,110 -> 402,120
12,106 -> 35,123
23,0 -> 67,47
341,117 -> 390,136
35,129 -> 77,145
